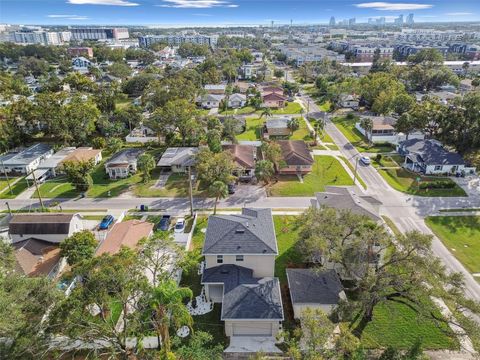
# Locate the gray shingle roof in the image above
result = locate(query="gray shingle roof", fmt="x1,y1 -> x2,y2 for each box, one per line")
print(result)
0,143 -> 52,166
105,148 -> 145,166
202,264 -> 284,320
287,268 -> 343,305
202,208 -> 277,255
266,117 -> 289,129
399,139 -> 466,166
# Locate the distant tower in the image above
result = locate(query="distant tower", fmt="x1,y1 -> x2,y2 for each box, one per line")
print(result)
271,20 -> 274,28
406,13 -> 414,25
329,16 -> 336,26
394,14 -> 404,25
349,17 -> 356,26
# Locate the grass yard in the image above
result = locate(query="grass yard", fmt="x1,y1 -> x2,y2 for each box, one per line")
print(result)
36,177 -> 81,198
271,102 -> 303,115
268,156 -> 353,197
332,116 -> 395,153
358,300 -> 459,350
234,106 -> 256,115
274,216 -> 303,284
0,178 -> 29,199
425,216 -> 480,274
290,118 -> 313,141
87,164 -> 143,198
235,116 -> 263,141
317,101 -> 332,112
372,155 -> 400,169
337,156 -> 367,190
377,168 -> 467,197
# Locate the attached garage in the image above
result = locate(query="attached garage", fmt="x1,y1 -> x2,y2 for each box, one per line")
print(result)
225,320 -> 282,337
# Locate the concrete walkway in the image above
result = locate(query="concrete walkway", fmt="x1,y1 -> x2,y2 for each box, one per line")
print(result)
224,336 -> 282,353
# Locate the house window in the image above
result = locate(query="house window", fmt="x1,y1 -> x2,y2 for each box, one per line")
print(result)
434,165 -> 443,171
217,255 -> 223,264
236,255 -> 244,262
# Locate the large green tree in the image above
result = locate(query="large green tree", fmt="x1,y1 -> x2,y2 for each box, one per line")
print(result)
195,148 -> 235,187
60,230 -> 98,266
137,153 -> 156,184
63,160 -> 94,192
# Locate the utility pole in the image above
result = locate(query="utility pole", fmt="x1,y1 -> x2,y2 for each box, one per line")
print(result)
1,160 -> 13,195
31,170 -> 45,211
5,201 -> 12,217
188,166 -> 194,216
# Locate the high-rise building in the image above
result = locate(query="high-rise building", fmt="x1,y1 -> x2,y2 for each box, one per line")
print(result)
329,16 -> 336,26
10,29 -> 70,45
71,27 -> 129,41
394,14 -> 404,25
378,17 -> 386,25
138,34 -> 219,48
348,18 -> 356,26
406,13 -> 414,25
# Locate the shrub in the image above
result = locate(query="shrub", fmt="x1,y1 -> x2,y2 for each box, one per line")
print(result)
419,180 -> 456,190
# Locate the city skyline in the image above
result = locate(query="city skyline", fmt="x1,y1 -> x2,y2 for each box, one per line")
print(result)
1,0 -> 479,26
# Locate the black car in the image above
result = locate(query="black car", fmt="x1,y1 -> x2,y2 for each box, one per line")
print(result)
156,215 -> 171,231
228,183 -> 236,194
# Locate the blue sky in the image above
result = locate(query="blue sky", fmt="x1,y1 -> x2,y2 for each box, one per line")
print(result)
1,0 -> 479,26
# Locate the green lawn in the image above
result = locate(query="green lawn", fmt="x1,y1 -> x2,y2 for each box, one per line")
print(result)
268,156 -> 353,197
271,102 -> 303,115
377,168 -> 467,197
235,116 -> 263,141
332,116 -> 395,153
317,101 -> 332,112
36,177 -> 81,198
358,300 -> 458,350
337,156 -> 367,190
425,216 -> 480,274
198,108 -> 211,116
274,216 -> 303,284
290,118 -> 313,141
234,106 -> 256,115
0,178 -> 29,199
372,155 -> 400,169
87,163 -> 143,198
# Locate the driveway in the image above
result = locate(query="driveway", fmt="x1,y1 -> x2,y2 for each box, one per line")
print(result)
224,336 -> 282,353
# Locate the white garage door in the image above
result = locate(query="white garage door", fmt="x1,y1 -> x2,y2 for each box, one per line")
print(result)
232,322 -> 272,336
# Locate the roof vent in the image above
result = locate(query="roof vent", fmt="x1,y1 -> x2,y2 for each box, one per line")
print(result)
237,245 -> 241,250
246,221 -> 249,228
263,249 -> 267,253
235,228 -> 245,234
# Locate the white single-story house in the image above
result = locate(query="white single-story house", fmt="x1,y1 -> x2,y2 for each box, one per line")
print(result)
397,139 -> 476,175
125,125 -> 158,143
105,148 -> 145,179
227,93 -> 246,108
264,117 -> 291,138
355,116 -> 424,145
287,268 -> 346,319
338,94 -> 359,109
0,143 -> 53,175
157,147 -> 198,173
204,84 -> 226,94
196,94 -> 225,109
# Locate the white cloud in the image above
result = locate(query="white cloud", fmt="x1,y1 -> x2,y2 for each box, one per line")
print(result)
445,12 -> 473,16
355,2 -> 433,11
68,0 -> 139,6
158,0 -> 238,8
48,14 -> 89,20
192,13 -> 213,16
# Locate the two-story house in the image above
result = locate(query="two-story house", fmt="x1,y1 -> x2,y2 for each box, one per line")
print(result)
201,208 -> 284,338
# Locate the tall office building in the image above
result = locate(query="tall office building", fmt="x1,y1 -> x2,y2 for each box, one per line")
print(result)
71,27 -> 129,41
329,16 -> 336,26
406,13 -> 414,25
394,14 -> 404,25
349,18 -> 356,26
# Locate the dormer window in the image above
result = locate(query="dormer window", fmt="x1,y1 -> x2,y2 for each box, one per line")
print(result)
217,255 -> 223,264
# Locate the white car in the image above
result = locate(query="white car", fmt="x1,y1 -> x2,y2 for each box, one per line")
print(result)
174,218 -> 186,233
360,156 -> 371,165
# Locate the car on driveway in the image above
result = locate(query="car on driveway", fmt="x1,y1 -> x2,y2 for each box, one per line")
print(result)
174,218 -> 185,233
99,215 -> 114,230
228,183 -> 236,194
156,215 -> 171,231
360,156 -> 371,165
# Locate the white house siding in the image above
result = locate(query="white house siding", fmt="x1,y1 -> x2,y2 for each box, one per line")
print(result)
205,284 -> 224,303
425,164 -> 465,175
204,254 -> 276,278
225,320 -> 282,337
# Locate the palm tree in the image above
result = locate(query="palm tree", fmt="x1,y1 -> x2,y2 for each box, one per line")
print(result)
360,117 -> 374,146
260,107 -> 273,119
287,118 -> 300,133
137,153 -> 155,183
149,280 -> 193,354
315,117 -> 326,143
255,160 -> 275,184
209,181 -> 228,215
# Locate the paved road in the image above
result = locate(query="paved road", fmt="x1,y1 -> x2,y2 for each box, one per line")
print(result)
300,94 -> 480,301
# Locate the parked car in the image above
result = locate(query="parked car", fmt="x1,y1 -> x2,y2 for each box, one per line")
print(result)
228,183 -> 236,194
99,215 -> 114,230
174,218 -> 186,233
360,156 -> 371,165
156,215 -> 171,231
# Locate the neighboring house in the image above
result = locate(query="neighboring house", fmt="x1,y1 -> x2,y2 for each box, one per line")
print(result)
96,220 -> 154,256
72,56 -> 92,72
97,74 -> 122,84
201,208 -> 284,339
415,91 -> 458,105
263,92 -> 287,108
157,147 -> 198,173
277,140 -> 314,175
397,139 -> 476,175
227,93 -> 246,108
105,148 -> 145,179
264,117 -> 291,138
9,213 -> 84,244
0,143 -> 53,175
60,147 -> 102,166
239,64 -> 256,80
196,93 -> 225,109
204,84 -> 226,95
125,125 -> 158,143
312,187 -> 382,223
286,269 -> 346,319
13,238 -> 65,278
223,144 -> 257,181
252,51 -> 264,62
338,94 -> 359,109
35,147 -> 77,181
262,86 -> 284,95
355,116 -> 424,145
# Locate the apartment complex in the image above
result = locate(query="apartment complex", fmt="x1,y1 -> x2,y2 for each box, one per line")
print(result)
71,27 -> 129,41
138,34 -> 218,48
